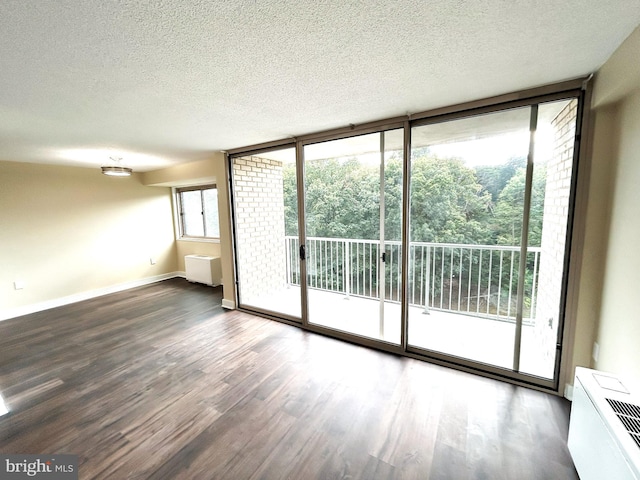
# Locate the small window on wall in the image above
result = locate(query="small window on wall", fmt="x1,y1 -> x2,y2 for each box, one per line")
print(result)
176,185 -> 220,240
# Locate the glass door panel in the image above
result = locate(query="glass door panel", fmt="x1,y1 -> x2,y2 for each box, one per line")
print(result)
408,108 -> 531,369
381,129 -> 404,342
303,130 -> 403,343
229,95 -> 580,388
232,147 -> 302,319
519,99 -> 578,379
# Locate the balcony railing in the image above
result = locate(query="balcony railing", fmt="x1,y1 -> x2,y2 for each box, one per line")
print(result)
285,236 -> 541,323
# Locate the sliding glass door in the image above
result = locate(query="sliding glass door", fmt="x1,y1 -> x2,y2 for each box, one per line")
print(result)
302,129 -> 404,344
229,89 -> 582,388
408,99 -> 578,380
518,99 -> 578,379
232,147 -> 302,320
408,107 -> 531,369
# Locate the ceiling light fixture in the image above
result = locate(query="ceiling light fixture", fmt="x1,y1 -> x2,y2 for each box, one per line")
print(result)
101,157 -> 132,177
101,166 -> 132,176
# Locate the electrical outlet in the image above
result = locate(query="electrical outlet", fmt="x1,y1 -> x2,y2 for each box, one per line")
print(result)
13,280 -> 25,290
592,341 -> 600,363
150,257 -> 156,265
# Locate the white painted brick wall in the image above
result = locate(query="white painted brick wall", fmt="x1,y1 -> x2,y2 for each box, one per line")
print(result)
233,156 -> 287,305
530,99 -> 577,374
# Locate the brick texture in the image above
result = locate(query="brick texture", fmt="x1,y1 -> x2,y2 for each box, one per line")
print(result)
529,99 -> 577,374
233,156 -> 287,305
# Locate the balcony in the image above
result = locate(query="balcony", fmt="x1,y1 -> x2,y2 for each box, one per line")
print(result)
287,236 -> 540,320
267,236 -> 549,378
239,235 -> 551,377
232,99 -> 577,386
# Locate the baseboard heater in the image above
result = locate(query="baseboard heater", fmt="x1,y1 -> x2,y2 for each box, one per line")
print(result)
568,367 -> 640,479
184,255 -> 222,286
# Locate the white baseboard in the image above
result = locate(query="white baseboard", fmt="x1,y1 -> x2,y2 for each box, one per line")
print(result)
0,272 -> 184,322
222,299 -> 236,310
564,383 -> 574,401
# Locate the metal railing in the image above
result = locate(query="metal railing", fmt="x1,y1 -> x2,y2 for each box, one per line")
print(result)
285,236 -> 541,322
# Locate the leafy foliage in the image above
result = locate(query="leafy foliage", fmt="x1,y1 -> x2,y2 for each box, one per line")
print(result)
409,156 -> 492,243
284,158 -> 380,238
281,151 -> 548,315
492,164 -> 547,246
284,151 -> 544,247
476,157 -> 526,203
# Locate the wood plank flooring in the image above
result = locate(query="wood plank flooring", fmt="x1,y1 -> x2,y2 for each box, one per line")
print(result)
0,278 -> 579,479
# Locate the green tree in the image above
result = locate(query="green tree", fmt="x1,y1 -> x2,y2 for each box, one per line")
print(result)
383,156 -> 403,241
409,156 -> 492,244
290,158 -> 380,239
284,153 -> 545,248
283,163 -> 299,236
493,165 -> 546,246
475,157 -> 526,203
281,151 -> 547,311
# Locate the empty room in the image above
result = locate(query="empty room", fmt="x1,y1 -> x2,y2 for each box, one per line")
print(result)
1,1 -> 640,479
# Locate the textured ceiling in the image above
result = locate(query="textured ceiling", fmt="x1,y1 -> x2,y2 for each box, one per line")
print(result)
1,1 -> 639,172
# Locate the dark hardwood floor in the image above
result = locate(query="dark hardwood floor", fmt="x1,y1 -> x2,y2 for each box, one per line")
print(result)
0,278 -> 579,479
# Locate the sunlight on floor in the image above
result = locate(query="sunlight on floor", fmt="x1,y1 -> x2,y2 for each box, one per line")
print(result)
0,393 -> 9,416
242,285 -> 555,379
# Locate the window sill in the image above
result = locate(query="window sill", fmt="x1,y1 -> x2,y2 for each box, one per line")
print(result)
177,237 -> 221,244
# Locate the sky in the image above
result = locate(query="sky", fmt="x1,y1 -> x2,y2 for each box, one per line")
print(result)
426,125 -> 556,167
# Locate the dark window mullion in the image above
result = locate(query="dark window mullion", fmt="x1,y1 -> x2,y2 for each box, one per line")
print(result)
200,190 -> 207,237
178,191 -> 186,237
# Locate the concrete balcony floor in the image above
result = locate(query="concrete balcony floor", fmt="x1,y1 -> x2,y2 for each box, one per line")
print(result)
240,285 -> 555,380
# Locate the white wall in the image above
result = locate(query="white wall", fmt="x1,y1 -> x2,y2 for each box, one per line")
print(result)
571,25 -> 640,392
142,154 -> 236,308
0,161 -> 178,319
593,88 -> 640,390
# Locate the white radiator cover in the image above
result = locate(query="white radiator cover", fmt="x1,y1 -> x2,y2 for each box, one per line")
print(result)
184,255 -> 221,286
568,367 -> 640,480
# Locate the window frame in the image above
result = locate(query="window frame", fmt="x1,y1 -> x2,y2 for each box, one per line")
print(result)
175,184 -> 220,242
226,78 -> 591,394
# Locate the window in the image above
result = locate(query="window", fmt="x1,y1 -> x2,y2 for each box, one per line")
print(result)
228,81 -> 586,391
176,185 -> 220,239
